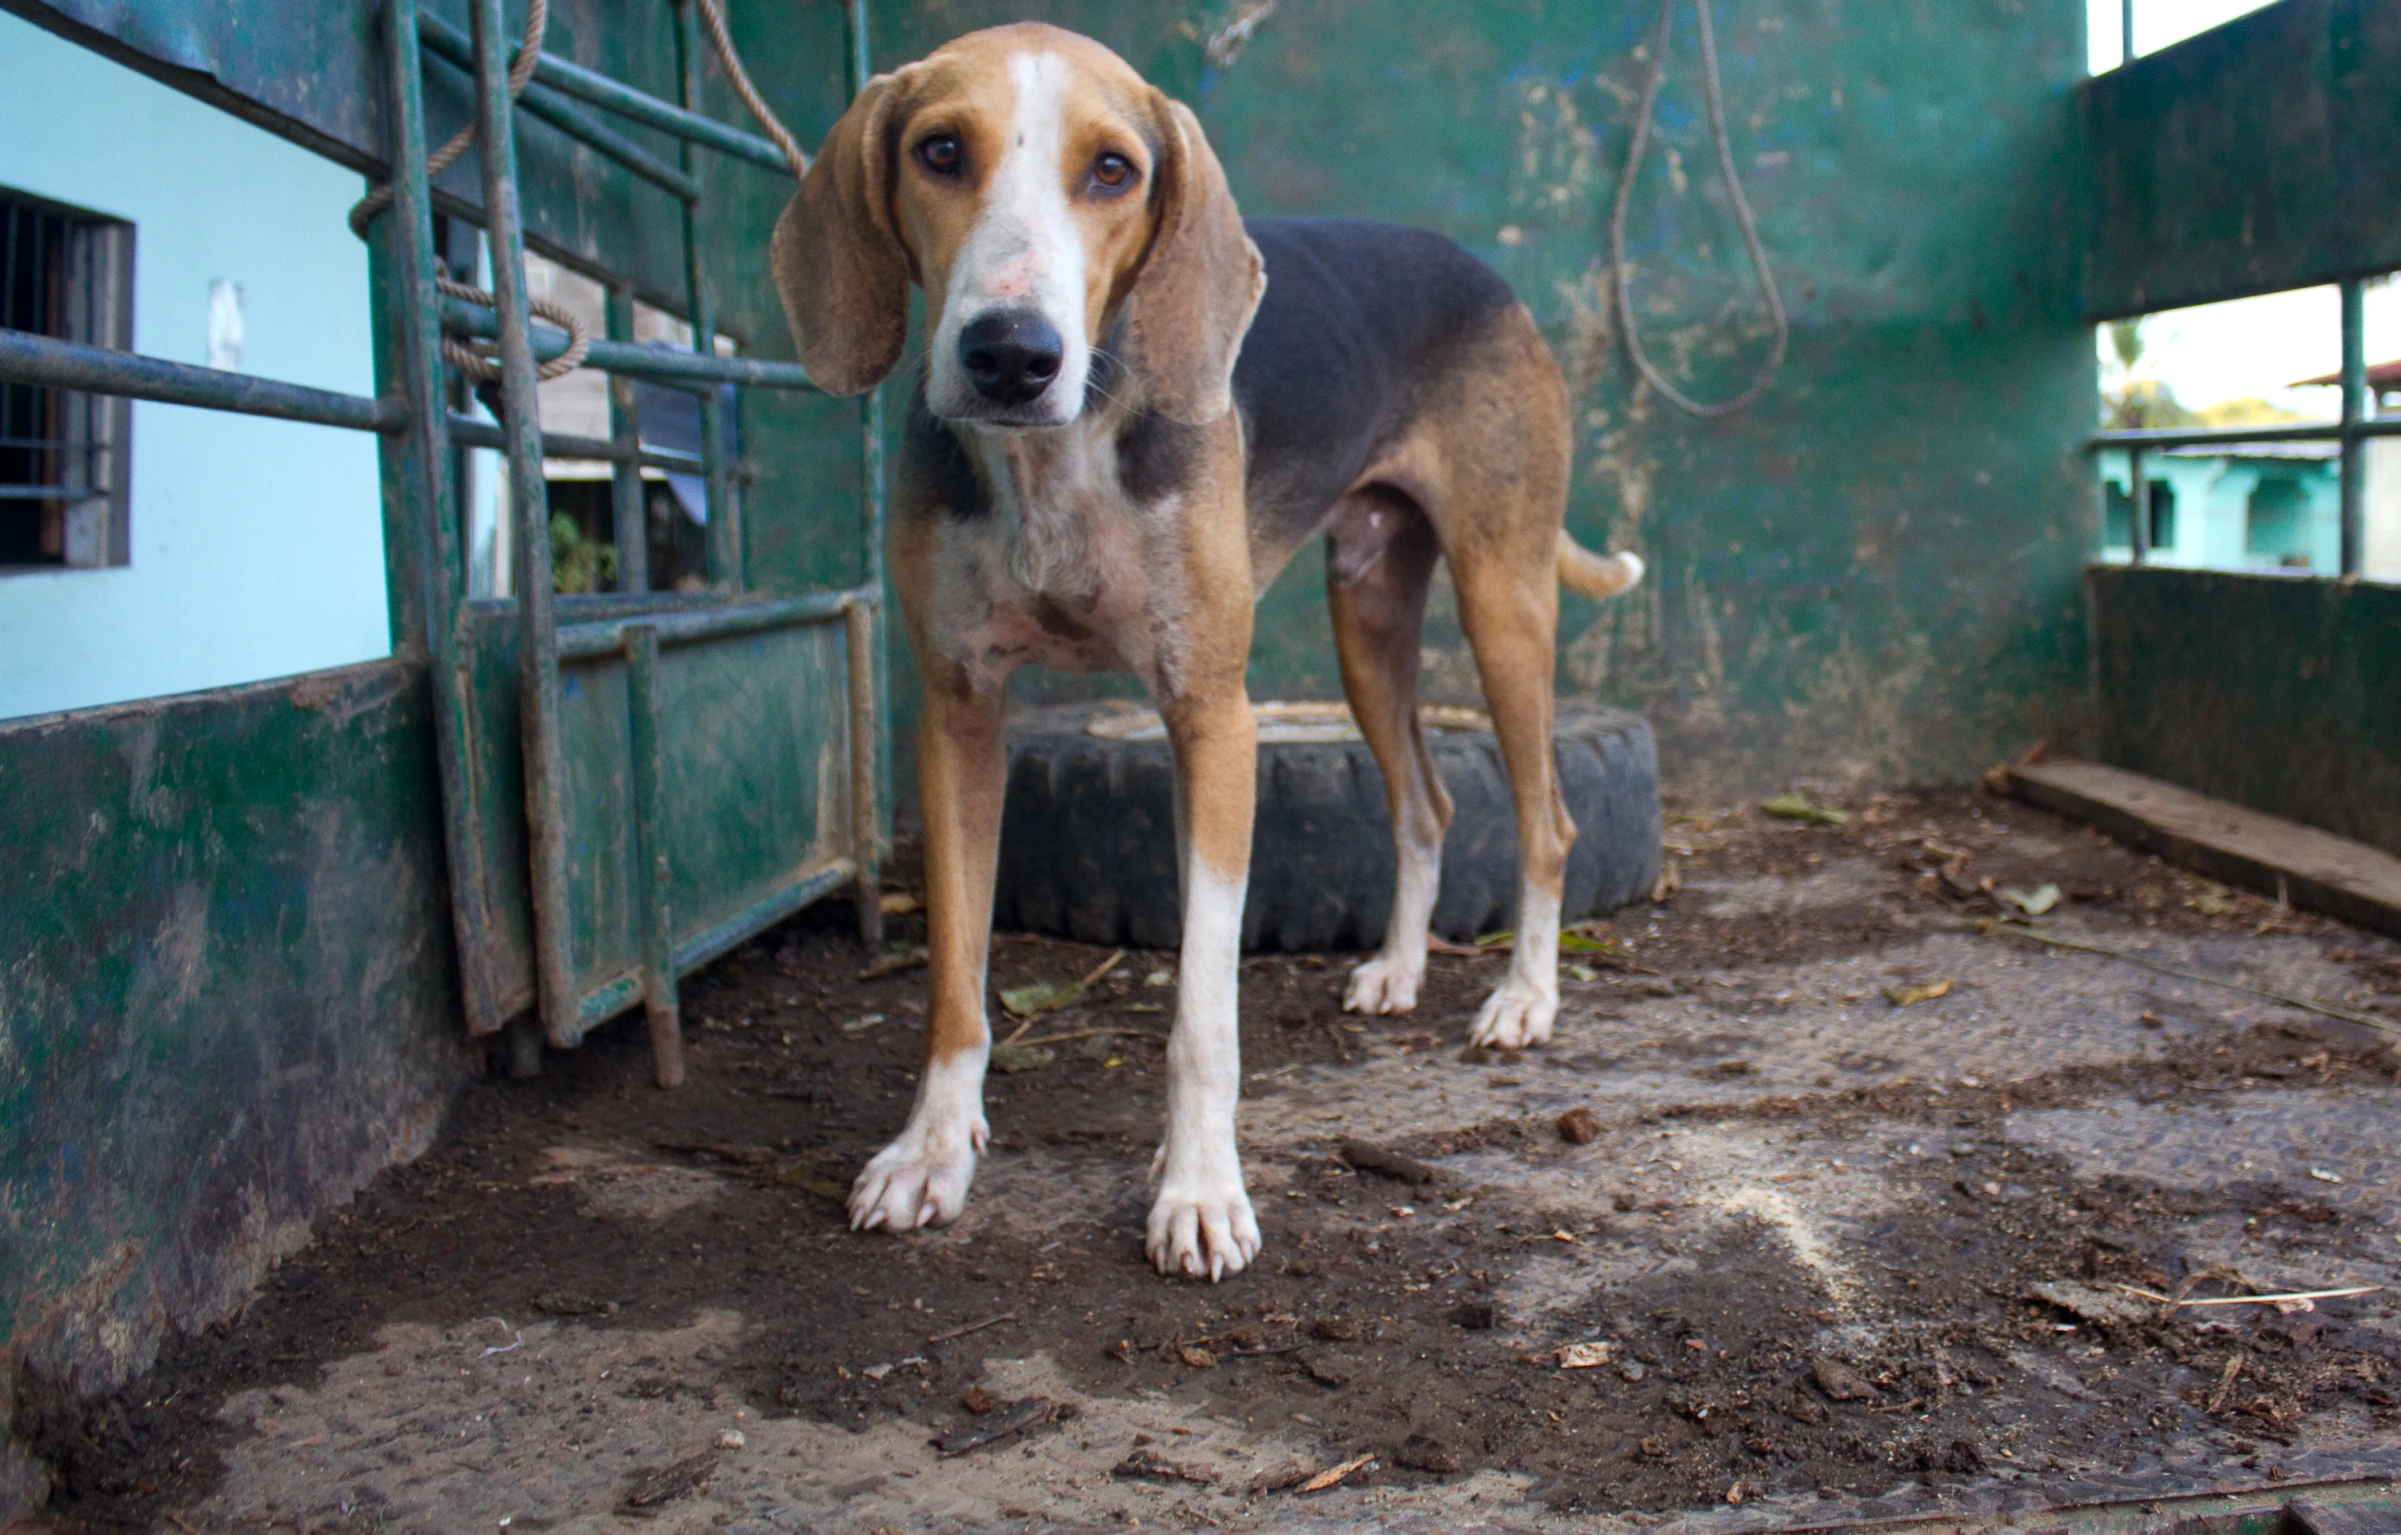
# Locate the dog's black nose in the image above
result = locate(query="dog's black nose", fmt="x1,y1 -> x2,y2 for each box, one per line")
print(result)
958,310 -> 1064,407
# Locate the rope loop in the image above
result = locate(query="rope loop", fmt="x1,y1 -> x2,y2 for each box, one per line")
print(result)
436,275 -> 590,382
1609,0 -> 1788,418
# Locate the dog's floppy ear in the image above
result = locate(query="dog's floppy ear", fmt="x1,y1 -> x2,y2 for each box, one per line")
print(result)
1123,95 -> 1263,426
772,73 -> 909,396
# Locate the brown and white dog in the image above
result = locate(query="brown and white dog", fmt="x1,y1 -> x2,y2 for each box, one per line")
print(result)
772,23 -> 1642,1281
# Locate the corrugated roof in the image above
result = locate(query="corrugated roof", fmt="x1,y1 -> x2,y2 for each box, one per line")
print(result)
2289,357 -> 2401,388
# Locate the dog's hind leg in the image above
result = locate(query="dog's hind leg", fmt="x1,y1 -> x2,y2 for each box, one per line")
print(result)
1436,304 -> 1579,1049
1327,489 -> 1451,1015
1450,547 -> 1575,1048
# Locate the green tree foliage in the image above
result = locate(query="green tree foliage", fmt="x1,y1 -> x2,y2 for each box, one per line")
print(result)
551,514 -> 618,594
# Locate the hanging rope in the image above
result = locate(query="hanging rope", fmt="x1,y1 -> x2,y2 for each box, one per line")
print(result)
1609,0 -> 1788,418
349,0 -> 550,239
691,0 -> 810,178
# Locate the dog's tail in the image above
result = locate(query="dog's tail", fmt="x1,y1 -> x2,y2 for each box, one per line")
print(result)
1556,532 -> 1645,601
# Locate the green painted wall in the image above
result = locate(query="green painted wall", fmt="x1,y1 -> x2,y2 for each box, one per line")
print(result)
0,662 -> 465,1414
2090,565 -> 2401,858
716,0 -> 2099,802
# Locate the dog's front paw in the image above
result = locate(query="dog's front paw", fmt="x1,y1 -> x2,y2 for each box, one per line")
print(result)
1343,950 -> 1424,1014
849,1115 -> 987,1233
1468,979 -> 1557,1049
1145,1180 -> 1261,1282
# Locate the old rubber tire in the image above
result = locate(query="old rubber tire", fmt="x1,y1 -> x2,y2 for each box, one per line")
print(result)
993,701 -> 1661,951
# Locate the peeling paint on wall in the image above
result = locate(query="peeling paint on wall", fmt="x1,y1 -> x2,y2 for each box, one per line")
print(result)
1,660 -> 465,1418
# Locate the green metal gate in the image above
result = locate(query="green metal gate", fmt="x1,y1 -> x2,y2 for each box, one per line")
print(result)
0,0 -> 886,1087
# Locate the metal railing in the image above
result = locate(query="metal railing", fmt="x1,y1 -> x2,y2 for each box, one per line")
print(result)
2089,275 -> 2391,573
0,0 -> 887,1087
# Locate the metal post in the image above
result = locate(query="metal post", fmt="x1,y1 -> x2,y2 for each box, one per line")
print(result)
505,1016 -> 543,1078
377,0 -> 507,1037
844,0 -> 892,897
2340,276 -> 2365,577
2126,445 -> 2149,564
2121,0 -> 2135,64
626,623 -> 684,1086
472,0 -> 578,1049
846,595 -> 883,947
606,284 -> 649,594
673,0 -> 741,592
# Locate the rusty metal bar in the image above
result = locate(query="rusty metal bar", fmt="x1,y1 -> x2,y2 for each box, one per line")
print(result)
604,284 -> 650,595
576,971 -> 644,1029
372,0 -> 508,1037
672,0 -> 741,591
470,0 -> 578,1051
846,593 -> 883,947
553,586 -> 867,660
844,0 -> 892,924
444,412 -> 701,474
438,292 -> 819,391
673,858 -> 859,975
625,623 -> 684,1087
2340,276 -> 2366,577
504,1015 -> 543,1077
2092,418 -> 2401,450
0,327 -> 404,432
416,8 -> 792,173
2126,444 -> 2149,563
416,10 -> 701,202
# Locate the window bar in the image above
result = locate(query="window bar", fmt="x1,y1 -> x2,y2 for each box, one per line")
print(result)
376,0 -> 507,1037
843,0 -> 885,948
64,217 -> 88,511
32,206 -> 51,520
2340,276 -> 2365,577
2,200 -> 28,519
605,283 -> 649,593
672,0 -> 740,592
470,0 -> 580,1052
2126,443 -> 2148,564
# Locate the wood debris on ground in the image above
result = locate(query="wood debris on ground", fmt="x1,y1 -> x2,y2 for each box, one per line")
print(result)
619,1450 -> 720,1510
1112,1447 -> 1217,1484
1298,1452 -> 1378,1493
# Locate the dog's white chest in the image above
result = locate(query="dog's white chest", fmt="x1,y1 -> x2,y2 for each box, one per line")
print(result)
932,429 -> 1185,693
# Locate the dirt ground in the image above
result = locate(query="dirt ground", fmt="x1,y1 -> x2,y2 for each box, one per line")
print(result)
17,786 -> 2401,1534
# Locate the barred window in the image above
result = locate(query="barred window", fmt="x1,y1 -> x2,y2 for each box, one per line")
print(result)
2,188 -> 132,569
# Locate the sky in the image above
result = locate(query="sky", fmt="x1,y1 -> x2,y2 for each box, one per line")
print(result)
2086,0 -> 2401,419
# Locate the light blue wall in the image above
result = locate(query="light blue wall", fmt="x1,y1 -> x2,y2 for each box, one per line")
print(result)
2097,450 -> 2341,573
0,10 -> 388,720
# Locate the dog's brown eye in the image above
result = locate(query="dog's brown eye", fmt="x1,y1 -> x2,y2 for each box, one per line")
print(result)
1092,152 -> 1135,191
917,135 -> 962,175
